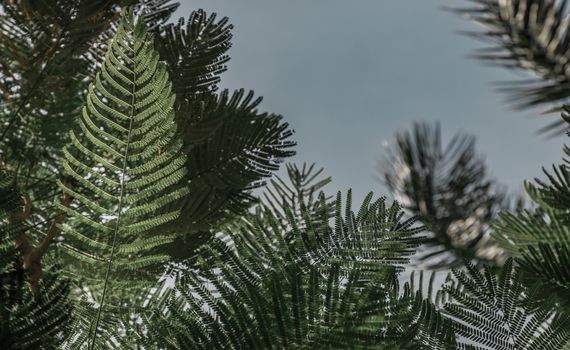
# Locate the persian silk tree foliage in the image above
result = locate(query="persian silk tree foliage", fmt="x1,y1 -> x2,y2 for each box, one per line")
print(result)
0,0 -> 296,346
11,0 -> 570,349
154,8 -> 295,245
57,10 -> 191,346
442,258 -> 570,349
0,173 -> 72,349
0,0 -> 295,270
140,174 -> 453,349
0,0 -> 298,347
59,9 -> 187,277
380,117 -> 570,349
492,108 -> 570,312
381,122 -> 512,269
0,0 -> 179,174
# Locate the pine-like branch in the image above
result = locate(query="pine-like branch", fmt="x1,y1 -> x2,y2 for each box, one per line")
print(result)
452,0 -> 570,134
382,122 -> 510,269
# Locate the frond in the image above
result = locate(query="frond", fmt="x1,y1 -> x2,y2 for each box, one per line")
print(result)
527,111 -> 570,212
0,270 -> 72,350
156,9 -> 232,95
0,1 -> 183,255
182,89 -> 294,227
137,0 -> 179,31
161,89 -> 295,260
382,122 -> 510,269
443,258 -> 570,349
492,112 -> 570,249
0,172 -> 22,271
452,0 -> 570,134
0,0 -> 118,166
143,191 -> 427,349
56,10 -> 187,346
150,9 -> 294,242
493,204 -> 570,256
253,190 -> 423,275
63,297 -> 144,349
0,0 -> 180,170
517,243 -> 570,310
492,114 -> 570,311
384,292 -> 456,349
137,9 -> 294,260
261,162 -> 334,221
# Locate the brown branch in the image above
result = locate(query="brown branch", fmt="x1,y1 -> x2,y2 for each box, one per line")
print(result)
35,180 -> 71,258
8,181 -> 73,291
11,194 -> 34,261
25,179 -> 72,290
7,193 -> 32,225
9,194 -> 37,289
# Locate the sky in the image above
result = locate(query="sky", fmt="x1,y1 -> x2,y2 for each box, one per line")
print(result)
176,0 -> 565,203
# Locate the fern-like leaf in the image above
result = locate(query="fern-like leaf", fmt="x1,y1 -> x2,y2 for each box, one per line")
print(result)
143,191 -> 443,349
150,9 -> 295,250
162,89 -> 295,261
0,0 -> 181,177
443,258 -> 570,349
56,10 -> 187,347
382,282 -> 456,349
156,9 -> 232,95
492,111 -> 570,312
261,162 -> 334,222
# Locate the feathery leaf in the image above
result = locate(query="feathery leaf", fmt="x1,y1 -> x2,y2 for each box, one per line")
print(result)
56,10 -> 188,347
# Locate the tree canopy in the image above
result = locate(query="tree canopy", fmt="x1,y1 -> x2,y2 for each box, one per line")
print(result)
3,0 -> 570,349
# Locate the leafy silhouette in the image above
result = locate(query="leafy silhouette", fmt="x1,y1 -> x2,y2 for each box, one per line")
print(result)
452,0 -> 570,134
382,122 -> 510,269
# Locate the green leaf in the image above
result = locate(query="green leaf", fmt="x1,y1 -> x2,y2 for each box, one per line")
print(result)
156,9 -> 232,95
56,10 -> 188,347
150,9 -> 295,250
162,89 -> 296,260
143,191 -> 430,349
443,258 -> 570,349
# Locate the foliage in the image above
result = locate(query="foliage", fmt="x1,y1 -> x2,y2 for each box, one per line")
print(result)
0,0 -> 295,263
5,0 -> 570,349
166,89 -> 295,243
0,173 -> 72,349
0,0 -> 296,348
493,109 -> 570,312
443,258 -> 570,349
53,11 -> 192,347
0,0 -> 117,165
453,0 -> 570,134
156,9 -> 296,246
144,191 -> 450,349
382,122 -> 510,269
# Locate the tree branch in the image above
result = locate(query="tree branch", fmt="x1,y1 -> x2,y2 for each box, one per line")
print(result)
451,0 -> 570,134
9,181 -> 72,291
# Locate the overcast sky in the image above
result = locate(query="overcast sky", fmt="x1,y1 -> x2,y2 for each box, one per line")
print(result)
176,0 -> 565,203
